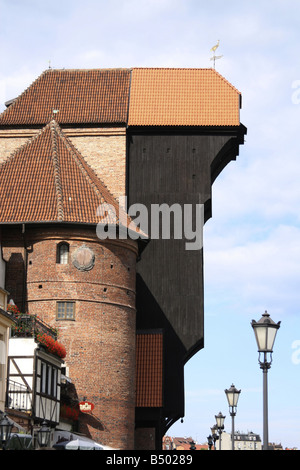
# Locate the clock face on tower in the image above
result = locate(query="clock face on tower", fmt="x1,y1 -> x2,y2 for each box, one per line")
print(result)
72,244 -> 95,271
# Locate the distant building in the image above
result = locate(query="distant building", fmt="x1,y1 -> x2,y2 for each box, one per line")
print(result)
268,442 -> 283,450
162,436 -> 210,450
219,431 -> 262,450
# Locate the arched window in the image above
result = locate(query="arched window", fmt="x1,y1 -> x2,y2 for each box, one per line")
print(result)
57,243 -> 69,264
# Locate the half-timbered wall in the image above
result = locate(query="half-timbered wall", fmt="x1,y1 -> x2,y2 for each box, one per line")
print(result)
34,348 -> 62,424
7,338 -> 62,425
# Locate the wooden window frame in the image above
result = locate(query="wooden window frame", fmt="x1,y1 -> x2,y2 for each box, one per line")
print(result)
56,301 -> 75,320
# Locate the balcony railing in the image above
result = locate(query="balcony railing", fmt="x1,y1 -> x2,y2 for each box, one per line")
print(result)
6,379 -> 32,412
11,314 -> 57,340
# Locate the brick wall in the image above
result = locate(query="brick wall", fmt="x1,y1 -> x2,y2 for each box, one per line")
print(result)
68,127 -> 126,201
2,224 -> 138,450
0,129 -> 33,164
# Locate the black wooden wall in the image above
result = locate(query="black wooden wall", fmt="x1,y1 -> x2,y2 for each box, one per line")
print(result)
128,125 -> 246,435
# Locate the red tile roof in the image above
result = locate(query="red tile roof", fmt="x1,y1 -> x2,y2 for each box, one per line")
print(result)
136,332 -> 163,407
0,120 -> 138,230
0,69 -> 131,126
0,68 -> 241,127
129,68 -> 241,127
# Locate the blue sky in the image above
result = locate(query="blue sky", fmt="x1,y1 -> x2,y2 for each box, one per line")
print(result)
1,0 -> 300,449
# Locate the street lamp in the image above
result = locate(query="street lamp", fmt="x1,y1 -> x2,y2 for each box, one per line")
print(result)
210,424 -> 219,450
0,413 -> 13,449
207,434 -> 213,450
189,440 -> 196,450
251,310 -> 280,450
215,412 -> 225,450
37,420 -> 51,448
225,384 -> 241,450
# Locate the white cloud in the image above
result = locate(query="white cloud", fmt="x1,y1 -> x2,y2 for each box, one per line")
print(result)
204,224 -> 300,316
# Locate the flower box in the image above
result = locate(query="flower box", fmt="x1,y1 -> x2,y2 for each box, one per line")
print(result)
36,333 -> 66,359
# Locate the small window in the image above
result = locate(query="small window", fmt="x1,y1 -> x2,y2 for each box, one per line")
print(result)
40,361 -> 59,398
52,368 -> 57,398
57,243 -> 69,264
41,362 -> 46,394
56,301 -> 75,320
47,364 -> 52,395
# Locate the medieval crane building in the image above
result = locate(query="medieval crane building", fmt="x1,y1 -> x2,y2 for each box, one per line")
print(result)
0,67 -> 246,449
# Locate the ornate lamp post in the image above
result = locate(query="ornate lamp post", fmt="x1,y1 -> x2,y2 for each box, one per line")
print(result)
0,413 -> 13,450
37,420 -> 51,448
215,412 -> 225,450
251,311 -> 280,450
225,384 -> 241,450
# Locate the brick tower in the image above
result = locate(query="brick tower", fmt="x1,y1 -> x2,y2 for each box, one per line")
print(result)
0,121 -> 144,449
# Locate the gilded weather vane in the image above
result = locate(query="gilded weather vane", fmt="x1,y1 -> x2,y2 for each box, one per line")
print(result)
210,40 -> 223,69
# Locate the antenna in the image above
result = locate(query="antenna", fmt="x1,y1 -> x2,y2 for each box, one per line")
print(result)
210,54 -> 223,69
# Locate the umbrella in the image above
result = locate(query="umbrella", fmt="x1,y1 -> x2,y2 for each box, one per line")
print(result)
53,437 -> 104,450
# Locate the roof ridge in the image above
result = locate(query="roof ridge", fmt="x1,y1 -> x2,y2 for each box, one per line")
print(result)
52,120 -> 119,201
50,121 -> 64,221
46,67 -> 132,72
131,67 -> 241,94
50,121 -> 146,235
50,120 -> 129,226
132,67 -> 212,70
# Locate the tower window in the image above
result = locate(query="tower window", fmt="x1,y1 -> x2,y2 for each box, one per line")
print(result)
56,301 -> 75,320
57,242 -> 69,264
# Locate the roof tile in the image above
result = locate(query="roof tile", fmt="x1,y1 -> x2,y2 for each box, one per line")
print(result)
0,120 -> 140,232
136,332 -> 163,408
0,69 -> 131,126
0,67 -> 241,128
129,68 -> 241,126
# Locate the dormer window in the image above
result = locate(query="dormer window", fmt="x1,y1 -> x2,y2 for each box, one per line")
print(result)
57,242 -> 69,264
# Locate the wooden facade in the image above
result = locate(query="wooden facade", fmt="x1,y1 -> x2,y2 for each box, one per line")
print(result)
128,125 -> 246,439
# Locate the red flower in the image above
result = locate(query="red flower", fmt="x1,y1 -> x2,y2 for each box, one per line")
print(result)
37,333 -> 66,358
7,304 -> 20,316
